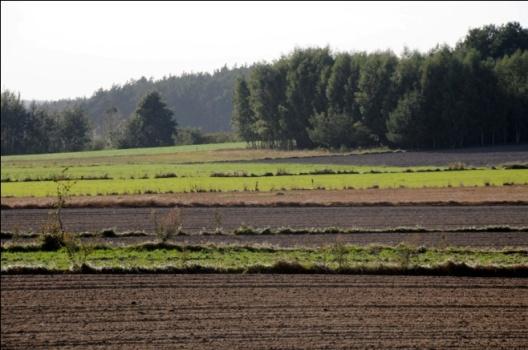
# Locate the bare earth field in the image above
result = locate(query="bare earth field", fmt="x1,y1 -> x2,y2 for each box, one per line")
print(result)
260,144 -> 528,167
2,205 -> 528,234
3,186 -> 528,209
2,274 -> 527,349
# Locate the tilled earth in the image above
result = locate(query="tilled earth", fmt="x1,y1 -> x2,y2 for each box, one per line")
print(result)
2,274 -> 527,349
259,144 -> 528,167
2,205 -> 528,234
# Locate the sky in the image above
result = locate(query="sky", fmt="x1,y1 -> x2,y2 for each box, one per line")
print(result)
2,1 -> 527,101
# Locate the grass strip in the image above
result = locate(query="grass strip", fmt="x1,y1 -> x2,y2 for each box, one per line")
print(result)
2,225 -> 527,241
2,244 -> 527,276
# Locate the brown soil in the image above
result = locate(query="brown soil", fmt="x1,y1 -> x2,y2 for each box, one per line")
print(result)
2,205 -> 528,234
2,185 -> 528,209
2,274 -> 527,349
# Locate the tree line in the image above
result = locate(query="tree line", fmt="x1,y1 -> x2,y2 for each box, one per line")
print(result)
41,65 -> 252,135
1,89 -> 240,155
232,22 -> 528,149
1,91 -> 91,155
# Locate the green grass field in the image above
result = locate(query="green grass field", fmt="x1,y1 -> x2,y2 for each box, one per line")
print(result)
1,162 -> 444,182
2,244 -> 526,272
2,168 -> 526,197
2,142 -> 527,197
1,142 -> 338,167
1,142 -> 247,162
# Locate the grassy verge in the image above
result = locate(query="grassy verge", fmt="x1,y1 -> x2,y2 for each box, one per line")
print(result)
1,243 -> 527,276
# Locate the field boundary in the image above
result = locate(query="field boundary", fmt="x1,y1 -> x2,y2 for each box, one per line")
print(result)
2,200 -> 528,210
3,261 -> 528,277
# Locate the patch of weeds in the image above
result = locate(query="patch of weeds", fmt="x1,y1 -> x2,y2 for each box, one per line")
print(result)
213,208 -> 223,234
448,162 -> 466,170
152,208 -> 183,243
504,163 -> 528,170
63,232 -> 94,271
1,231 -> 14,239
100,228 -> 117,238
154,172 -> 178,179
331,236 -> 348,269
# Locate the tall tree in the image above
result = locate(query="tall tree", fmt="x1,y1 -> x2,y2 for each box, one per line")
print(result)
232,77 -> 256,144
355,51 -> 398,143
285,47 -> 334,148
59,107 -> 92,152
495,50 -> 528,144
459,22 -> 528,60
119,91 -> 177,148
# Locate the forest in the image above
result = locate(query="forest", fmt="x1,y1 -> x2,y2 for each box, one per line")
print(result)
233,22 -> 528,149
1,22 -> 527,155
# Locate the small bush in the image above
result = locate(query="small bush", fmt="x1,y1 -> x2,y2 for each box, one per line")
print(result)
504,163 -> 528,170
448,162 -> 466,170
39,233 -> 64,251
63,232 -> 94,271
154,172 -> 178,179
275,168 -> 291,176
100,229 -> 117,238
152,208 -> 183,243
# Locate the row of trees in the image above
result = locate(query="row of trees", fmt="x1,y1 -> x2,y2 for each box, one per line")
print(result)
1,88 -> 241,155
1,90 -> 182,155
1,90 -> 91,155
233,22 -> 528,149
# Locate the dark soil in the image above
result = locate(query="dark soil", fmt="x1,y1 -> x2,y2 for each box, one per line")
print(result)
2,205 -> 528,234
259,144 -> 528,167
2,274 -> 527,349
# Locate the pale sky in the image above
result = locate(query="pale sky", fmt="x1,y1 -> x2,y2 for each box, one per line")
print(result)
2,1 -> 527,101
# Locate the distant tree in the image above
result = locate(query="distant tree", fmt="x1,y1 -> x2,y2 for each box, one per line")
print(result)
26,102 -> 61,154
248,64 -> 287,148
175,127 -> 206,145
58,107 -> 92,152
1,90 -> 25,154
459,22 -> 528,60
386,90 -> 424,147
355,51 -> 398,143
285,47 -> 334,148
119,91 -> 177,148
495,50 -> 528,143
232,77 -> 256,144
308,112 -> 376,149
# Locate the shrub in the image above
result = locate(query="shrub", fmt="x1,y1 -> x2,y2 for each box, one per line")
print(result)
152,208 -> 183,243
154,172 -> 178,179
448,162 -> 466,170
63,232 -> 94,271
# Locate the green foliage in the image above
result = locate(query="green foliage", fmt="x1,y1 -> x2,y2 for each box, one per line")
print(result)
308,112 -> 376,149
59,107 -> 91,152
151,208 -> 183,243
458,22 -> 528,60
1,92 -> 91,155
233,22 -> 528,150
386,90 -> 424,147
118,92 -> 177,148
2,244 -> 527,273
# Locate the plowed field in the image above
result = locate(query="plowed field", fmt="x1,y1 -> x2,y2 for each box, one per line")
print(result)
2,205 -> 528,234
261,144 -> 528,167
2,274 -> 527,349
